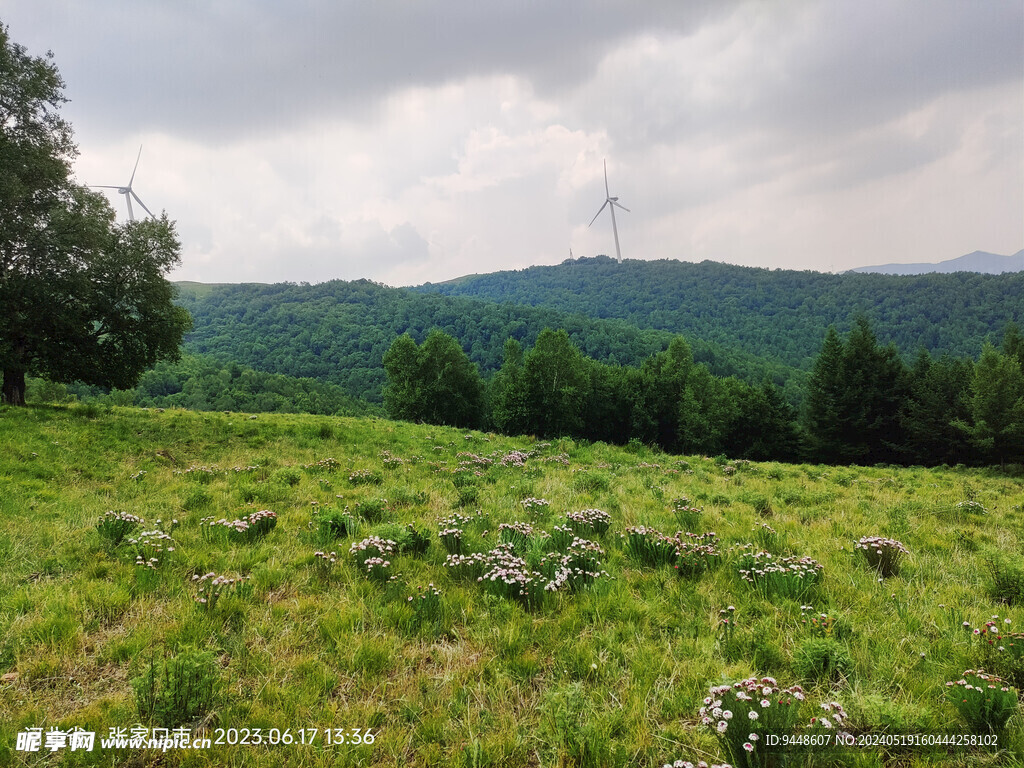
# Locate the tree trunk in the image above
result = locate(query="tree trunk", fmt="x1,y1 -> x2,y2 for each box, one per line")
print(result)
2,368 -> 26,406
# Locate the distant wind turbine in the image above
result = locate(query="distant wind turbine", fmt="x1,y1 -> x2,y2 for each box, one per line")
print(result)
91,145 -> 156,222
588,159 -> 629,263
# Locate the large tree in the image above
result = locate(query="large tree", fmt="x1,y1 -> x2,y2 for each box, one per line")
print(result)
382,330 -> 484,428
1,25 -> 190,405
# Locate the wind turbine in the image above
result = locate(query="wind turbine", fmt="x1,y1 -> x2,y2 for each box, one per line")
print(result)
91,145 -> 156,222
588,159 -> 629,263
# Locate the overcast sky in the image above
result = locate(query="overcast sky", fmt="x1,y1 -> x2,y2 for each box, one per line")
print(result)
3,1 -> 1022,285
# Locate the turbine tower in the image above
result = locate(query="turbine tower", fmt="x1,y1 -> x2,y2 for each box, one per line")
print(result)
588,159 -> 629,263
91,145 -> 156,222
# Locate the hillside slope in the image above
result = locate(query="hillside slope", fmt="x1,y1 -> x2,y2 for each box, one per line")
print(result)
1,405 -> 1022,766
175,279 -> 807,403
413,256 -> 1024,368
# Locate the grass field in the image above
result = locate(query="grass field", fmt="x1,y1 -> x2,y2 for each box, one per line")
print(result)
2,404 -> 1023,767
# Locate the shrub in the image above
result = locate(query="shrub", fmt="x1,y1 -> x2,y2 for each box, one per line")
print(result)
945,669 -> 1018,735
856,535 -> 909,577
793,637 -> 854,684
133,646 -> 219,729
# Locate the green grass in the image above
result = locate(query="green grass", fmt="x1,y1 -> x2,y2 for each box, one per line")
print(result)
1,403 -> 1023,766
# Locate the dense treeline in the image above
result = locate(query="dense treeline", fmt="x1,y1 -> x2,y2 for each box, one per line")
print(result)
30,355 -> 377,416
384,321 -> 1024,466
414,256 -> 1024,369
175,279 -> 805,404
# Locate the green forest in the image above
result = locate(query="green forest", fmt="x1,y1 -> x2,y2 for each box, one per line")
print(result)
173,279 -> 806,404
380,320 -> 1024,467
414,256 -> 1024,368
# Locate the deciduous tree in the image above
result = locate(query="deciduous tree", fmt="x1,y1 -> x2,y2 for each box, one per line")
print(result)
1,24 -> 190,405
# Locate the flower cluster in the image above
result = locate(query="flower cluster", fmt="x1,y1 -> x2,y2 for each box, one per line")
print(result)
456,451 -> 493,469
348,468 -> 382,485
807,700 -> 849,733
673,532 -> 722,579
442,552 -> 486,581
540,537 -> 609,592
955,500 -> 987,515
699,676 -> 805,767
379,450 -> 405,469
945,669 -> 1018,734
499,521 -> 538,554
97,510 -> 145,545
126,529 -> 176,569
671,498 -> 703,528
302,456 -> 340,473
800,605 -> 835,637
967,616 -> 1024,687
313,550 -> 338,570
349,536 -> 397,570
735,546 -> 823,599
201,510 -> 277,543
500,450 -> 533,467
566,508 -> 612,536
173,464 -> 220,481
717,606 -> 737,648
192,572 -> 248,611
408,583 -> 443,627
542,452 -> 570,465
363,556 -> 395,582
622,526 -> 681,567
662,761 -> 732,768
541,524 -> 575,553
856,535 -> 909,577
476,544 -> 545,609
520,497 -> 550,515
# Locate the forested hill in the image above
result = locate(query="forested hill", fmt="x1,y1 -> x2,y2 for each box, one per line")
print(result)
412,256 -> 1024,368
175,280 -> 805,404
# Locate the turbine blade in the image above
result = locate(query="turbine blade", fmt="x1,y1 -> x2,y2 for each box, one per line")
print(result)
604,159 -> 609,197
131,191 -> 156,219
612,201 -> 630,213
128,145 -> 143,187
588,200 -> 609,227
90,185 -> 121,189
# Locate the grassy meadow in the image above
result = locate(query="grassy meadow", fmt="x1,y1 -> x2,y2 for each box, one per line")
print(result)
2,404 -> 1024,767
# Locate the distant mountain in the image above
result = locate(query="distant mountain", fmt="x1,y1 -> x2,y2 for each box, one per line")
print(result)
413,257 -> 1024,368
848,249 -> 1024,275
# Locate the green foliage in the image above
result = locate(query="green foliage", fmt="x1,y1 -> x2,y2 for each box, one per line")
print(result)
523,329 -> 590,438
945,670 -> 1018,735
958,344 -> 1024,464
793,637 -> 854,683
132,645 -> 219,728
414,256 -> 1022,378
383,329 -> 484,428
96,510 -> 144,546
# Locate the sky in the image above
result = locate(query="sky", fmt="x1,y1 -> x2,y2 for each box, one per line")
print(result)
2,1 -> 1022,286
